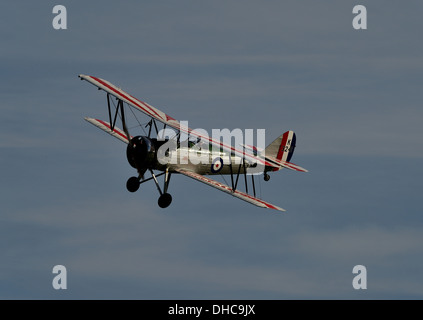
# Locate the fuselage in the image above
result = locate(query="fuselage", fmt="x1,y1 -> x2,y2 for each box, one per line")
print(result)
166,148 -> 256,175
153,139 -> 261,175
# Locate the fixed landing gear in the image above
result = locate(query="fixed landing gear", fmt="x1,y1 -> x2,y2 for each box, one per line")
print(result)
264,173 -> 270,181
158,193 -> 172,208
127,168 -> 173,209
126,176 -> 140,192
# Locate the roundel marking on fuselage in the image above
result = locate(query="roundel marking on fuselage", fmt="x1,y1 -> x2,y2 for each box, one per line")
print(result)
211,157 -> 223,173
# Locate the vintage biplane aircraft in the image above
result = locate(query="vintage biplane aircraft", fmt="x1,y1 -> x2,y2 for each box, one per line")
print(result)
79,74 -> 308,212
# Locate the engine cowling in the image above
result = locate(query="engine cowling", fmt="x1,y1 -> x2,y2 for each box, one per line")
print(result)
126,136 -> 156,170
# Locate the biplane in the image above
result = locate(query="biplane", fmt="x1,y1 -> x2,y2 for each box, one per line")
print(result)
79,74 -> 308,212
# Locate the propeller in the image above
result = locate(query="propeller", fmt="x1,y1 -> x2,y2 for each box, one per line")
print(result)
126,136 -> 150,176
119,100 -> 147,180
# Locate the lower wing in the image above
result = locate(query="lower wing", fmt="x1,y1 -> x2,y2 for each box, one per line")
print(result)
175,168 -> 286,212
85,117 -> 131,144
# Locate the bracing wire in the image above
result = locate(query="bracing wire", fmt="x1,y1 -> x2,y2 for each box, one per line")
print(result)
127,103 -> 148,136
114,100 -> 148,136
220,173 -> 229,187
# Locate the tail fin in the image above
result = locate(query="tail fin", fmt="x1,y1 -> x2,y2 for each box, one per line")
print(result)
264,130 -> 296,162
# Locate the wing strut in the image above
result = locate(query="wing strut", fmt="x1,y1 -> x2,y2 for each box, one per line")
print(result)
106,94 -> 131,142
145,119 -> 159,138
107,93 -> 119,132
243,157 -> 248,194
251,174 -> 256,198
228,148 -> 254,196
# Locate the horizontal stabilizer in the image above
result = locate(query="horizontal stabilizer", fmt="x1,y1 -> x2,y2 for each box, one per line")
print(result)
84,117 -> 131,144
265,155 -> 308,172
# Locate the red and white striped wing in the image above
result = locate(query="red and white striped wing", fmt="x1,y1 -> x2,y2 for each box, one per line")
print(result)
85,117 -> 132,144
80,75 -> 182,129
175,169 -> 286,212
79,74 -> 280,170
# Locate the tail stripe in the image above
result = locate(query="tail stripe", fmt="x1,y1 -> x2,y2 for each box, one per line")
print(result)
276,132 -> 289,161
276,131 -> 295,162
287,133 -> 296,162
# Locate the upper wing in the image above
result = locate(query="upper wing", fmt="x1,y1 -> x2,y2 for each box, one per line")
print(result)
85,117 -> 131,144
79,74 -> 283,171
79,75 -> 181,128
175,168 -> 286,212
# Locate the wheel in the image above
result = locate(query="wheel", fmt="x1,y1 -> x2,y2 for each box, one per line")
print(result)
126,176 -> 140,192
158,193 -> 172,208
264,173 -> 270,181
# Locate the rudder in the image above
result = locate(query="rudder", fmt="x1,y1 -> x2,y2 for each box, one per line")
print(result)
264,130 -> 296,162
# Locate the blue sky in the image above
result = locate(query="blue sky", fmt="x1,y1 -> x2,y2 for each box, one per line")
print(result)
1,0 -> 423,299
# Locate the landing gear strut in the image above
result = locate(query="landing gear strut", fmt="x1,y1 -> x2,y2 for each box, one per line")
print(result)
151,168 -> 172,209
264,173 -> 270,181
